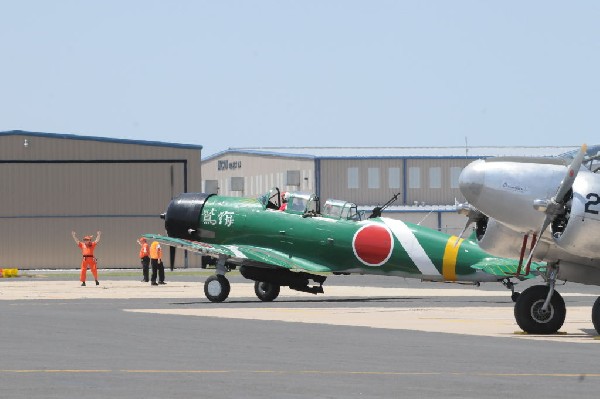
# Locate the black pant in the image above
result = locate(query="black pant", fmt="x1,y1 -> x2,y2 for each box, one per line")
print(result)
151,258 -> 165,283
140,256 -> 150,281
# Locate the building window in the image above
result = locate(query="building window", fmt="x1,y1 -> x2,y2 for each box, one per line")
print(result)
450,167 -> 462,188
429,167 -> 441,189
286,170 -> 301,186
348,167 -> 359,189
368,168 -> 380,189
408,167 -> 420,189
388,167 -> 400,189
231,177 -> 244,191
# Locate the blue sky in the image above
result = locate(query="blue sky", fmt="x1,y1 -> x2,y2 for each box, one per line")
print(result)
2,1 -> 599,156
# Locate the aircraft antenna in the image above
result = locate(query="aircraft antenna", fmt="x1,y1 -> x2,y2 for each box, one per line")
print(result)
417,210 -> 434,226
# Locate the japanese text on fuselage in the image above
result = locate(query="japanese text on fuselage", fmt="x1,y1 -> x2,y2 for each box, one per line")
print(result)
203,208 -> 235,227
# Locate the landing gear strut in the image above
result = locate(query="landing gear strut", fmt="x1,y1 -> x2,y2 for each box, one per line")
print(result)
514,263 -> 566,334
502,278 -> 520,302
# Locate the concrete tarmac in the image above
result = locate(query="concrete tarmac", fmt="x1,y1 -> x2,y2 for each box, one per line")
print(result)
1,272 -> 600,398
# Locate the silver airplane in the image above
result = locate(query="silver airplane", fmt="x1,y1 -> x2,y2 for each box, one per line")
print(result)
457,144 -> 600,335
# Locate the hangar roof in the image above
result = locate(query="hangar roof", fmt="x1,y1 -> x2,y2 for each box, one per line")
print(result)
205,145 -> 580,160
0,130 -> 203,150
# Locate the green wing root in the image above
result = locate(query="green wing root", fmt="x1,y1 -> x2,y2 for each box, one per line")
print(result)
471,258 -> 545,280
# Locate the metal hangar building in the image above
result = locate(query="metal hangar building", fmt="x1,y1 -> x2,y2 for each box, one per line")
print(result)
0,131 -> 203,269
201,146 -> 578,235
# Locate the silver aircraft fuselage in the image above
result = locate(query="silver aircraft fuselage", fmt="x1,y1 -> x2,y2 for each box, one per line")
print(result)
459,156 -> 600,284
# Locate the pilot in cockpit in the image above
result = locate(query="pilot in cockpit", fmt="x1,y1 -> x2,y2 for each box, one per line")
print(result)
279,192 -> 289,211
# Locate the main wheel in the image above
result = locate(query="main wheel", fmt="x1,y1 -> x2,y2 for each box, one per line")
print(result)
254,281 -> 280,302
514,285 -> 566,334
591,297 -> 600,335
204,275 -> 231,302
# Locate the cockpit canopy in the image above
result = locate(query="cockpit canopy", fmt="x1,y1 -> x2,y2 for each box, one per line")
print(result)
286,192 -> 318,214
259,188 -> 318,214
560,145 -> 600,161
259,187 -> 284,210
321,199 -> 361,221
559,145 -> 600,172
259,188 -> 361,221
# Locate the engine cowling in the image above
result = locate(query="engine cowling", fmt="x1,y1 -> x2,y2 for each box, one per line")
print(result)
474,217 -> 549,261
552,176 -> 600,258
164,193 -> 215,240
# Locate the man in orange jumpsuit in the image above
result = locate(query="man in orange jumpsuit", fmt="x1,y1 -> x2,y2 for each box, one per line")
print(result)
137,237 -> 150,282
150,240 -> 166,286
72,231 -> 101,286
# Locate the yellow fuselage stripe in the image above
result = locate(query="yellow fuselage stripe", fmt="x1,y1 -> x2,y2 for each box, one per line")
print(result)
442,236 -> 463,281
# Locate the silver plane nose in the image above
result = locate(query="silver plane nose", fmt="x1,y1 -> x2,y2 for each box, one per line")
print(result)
459,159 -> 486,204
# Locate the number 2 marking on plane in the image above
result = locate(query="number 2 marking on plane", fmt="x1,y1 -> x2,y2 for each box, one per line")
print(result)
584,193 -> 600,214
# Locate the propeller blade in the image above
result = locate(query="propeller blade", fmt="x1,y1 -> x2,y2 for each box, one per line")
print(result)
455,217 -> 475,247
554,143 -> 587,202
523,145 -> 586,270
456,222 -> 470,243
169,246 -> 176,271
454,202 -> 482,247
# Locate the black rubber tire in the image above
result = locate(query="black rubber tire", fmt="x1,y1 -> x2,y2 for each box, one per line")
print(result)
592,297 -> 600,335
204,275 -> 231,303
254,281 -> 280,302
514,285 -> 565,334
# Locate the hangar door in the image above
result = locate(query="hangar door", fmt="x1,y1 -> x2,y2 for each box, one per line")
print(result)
0,161 -> 199,269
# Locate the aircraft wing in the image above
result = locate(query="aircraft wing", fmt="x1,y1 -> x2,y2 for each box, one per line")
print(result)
470,258 -> 544,280
142,234 -> 331,273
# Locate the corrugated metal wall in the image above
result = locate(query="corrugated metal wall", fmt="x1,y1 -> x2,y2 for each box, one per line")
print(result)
319,158 -> 405,205
319,158 -> 473,206
0,133 -> 202,269
404,158 -> 472,205
1,163 -> 183,215
202,154 -> 314,197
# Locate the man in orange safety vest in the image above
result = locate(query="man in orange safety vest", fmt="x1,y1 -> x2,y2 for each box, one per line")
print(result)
150,240 -> 166,286
137,237 -> 150,282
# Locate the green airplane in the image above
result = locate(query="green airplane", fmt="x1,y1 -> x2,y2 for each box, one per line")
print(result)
144,188 -> 540,302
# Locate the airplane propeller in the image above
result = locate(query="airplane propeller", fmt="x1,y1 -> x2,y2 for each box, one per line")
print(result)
524,143 -> 587,265
454,202 -> 485,246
